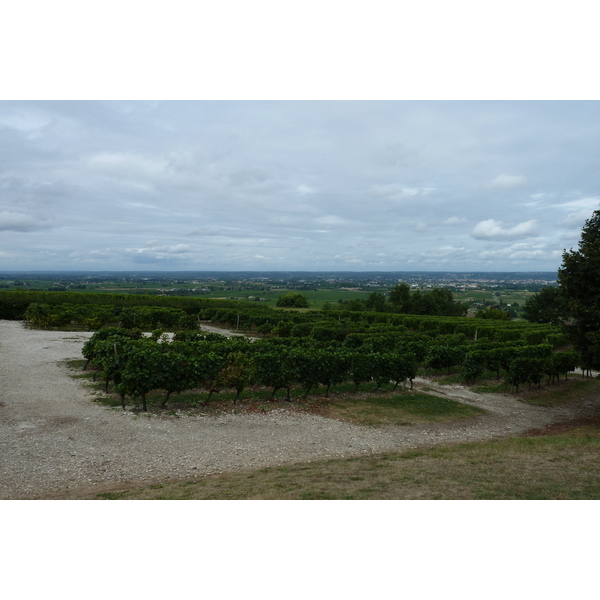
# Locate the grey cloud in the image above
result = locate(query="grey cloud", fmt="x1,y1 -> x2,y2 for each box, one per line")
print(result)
371,141 -> 421,169
228,168 -> 269,187
560,209 -> 594,229
444,216 -> 468,226
314,215 -> 349,226
371,183 -> 434,200
125,244 -> 192,255
0,211 -> 54,232
296,185 -> 316,195
186,227 -> 224,237
2,101 -> 600,271
471,219 -> 538,241
489,174 -> 527,188
480,243 -> 562,263
121,244 -> 194,264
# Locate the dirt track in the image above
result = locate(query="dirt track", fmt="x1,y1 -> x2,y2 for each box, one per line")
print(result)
1,319 -> 599,499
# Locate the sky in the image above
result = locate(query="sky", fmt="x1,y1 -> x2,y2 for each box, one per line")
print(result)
2,2 -> 599,274
1,100 -> 599,273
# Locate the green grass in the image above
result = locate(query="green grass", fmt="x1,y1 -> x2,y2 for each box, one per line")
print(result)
472,382 -> 506,394
515,376 -> 600,407
454,289 -> 536,305
435,372 -> 465,385
429,370 -> 600,401
323,392 -> 484,426
88,418 -> 600,500
115,287 -> 375,309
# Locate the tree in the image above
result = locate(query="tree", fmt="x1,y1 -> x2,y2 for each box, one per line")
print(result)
557,209 -> 600,369
116,339 -> 165,411
522,286 -> 568,325
389,283 -> 411,311
421,288 -> 467,316
348,352 -> 374,392
365,292 -> 387,312
158,349 -> 199,408
375,352 -> 417,390
276,292 -> 310,308
315,349 -> 351,397
220,352 -> 252,403
251,349 -> 296,400
24,303 -> 51,328
388,283 -> 467,316
198,352 -> 227,405
461,351 -> 485,385
292,347 -> 324,399
475,306 -> 510,320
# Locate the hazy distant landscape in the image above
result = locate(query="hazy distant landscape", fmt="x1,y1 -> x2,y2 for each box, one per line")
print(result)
0,270 -> 557,315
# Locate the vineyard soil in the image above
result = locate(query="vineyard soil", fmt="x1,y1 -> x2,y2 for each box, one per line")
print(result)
1,319 -> 599,499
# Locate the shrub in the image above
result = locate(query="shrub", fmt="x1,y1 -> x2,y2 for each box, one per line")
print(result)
276,292 -> 310,308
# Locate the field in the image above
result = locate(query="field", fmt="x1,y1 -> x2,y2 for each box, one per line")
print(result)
0,270 -> 552,314
0,279 -> 392,309
2,318 -> 600,501
3,269 -> 597,501
453,288 -> 537,307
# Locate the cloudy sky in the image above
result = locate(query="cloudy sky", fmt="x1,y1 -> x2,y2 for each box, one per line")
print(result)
1,100 -> 599,272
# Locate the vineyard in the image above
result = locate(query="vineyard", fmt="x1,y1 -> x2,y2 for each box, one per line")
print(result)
3,284 -> 599,502
2,288 -> 573,411
78,325 -> 579,411
1,288 -> 584,412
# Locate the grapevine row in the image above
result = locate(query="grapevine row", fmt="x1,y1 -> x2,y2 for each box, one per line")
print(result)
82,328 -> 581,410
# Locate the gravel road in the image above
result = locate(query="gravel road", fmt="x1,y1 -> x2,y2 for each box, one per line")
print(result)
1,319 -> 598,499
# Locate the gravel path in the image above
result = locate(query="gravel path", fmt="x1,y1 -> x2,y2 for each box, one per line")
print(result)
1,319 -> 599,499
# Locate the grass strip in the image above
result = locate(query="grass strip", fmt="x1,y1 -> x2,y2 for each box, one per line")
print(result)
322,393 -> 484,426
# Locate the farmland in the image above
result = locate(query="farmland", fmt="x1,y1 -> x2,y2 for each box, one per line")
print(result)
3,268 -> 598,501
0,270 -> 555,313
2,319 -> 599,501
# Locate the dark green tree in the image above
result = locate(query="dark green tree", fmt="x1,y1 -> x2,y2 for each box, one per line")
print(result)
388,283 -> 411,311
475,306 -> 510,320
116,339 -> 165,411
522,286 -> 568,325
220,352 -> 252,403
388,284 -> 466,316
276,292 -> 310,308
365,292 -> 387,312
557,209 -> 600,369
348,352 -> 374,392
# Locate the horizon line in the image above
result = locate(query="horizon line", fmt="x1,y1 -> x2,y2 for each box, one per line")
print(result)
0,269 -> 559,275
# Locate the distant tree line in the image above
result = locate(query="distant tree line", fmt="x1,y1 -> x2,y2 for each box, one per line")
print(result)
325,284 -> 468,317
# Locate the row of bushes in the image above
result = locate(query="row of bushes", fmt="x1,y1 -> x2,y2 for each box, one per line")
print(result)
24,302 -> 198,331
0,289 -> 243,320
200,307 -> 560,345
82,326 -> 582,410
8,289 -> 562,349
82,329 -> 419,410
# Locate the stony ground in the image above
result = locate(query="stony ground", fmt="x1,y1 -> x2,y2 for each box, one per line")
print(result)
1,319 -> 599,499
